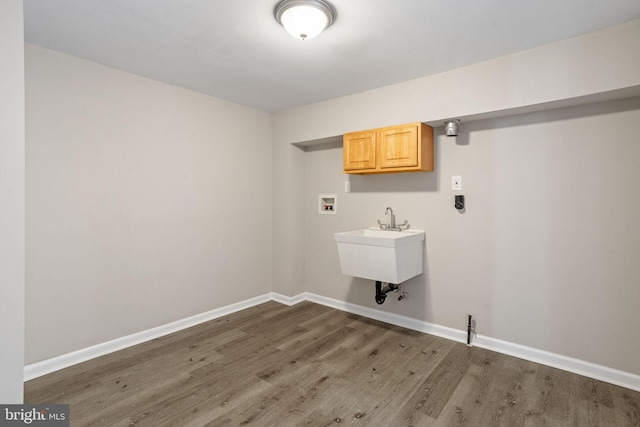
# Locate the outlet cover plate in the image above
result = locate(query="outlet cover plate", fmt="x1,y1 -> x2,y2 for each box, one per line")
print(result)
452,176 -> 462,191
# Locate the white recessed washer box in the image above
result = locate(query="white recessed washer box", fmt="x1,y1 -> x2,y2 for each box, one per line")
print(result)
319,194 -> 337,215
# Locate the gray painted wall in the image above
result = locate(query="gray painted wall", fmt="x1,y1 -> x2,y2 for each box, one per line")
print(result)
25,45 -> 273,364
303,98 -> 640,375
0,0 -> 25,403
12,16 -> 640,388
274,20 -> 640,377
273,20 -> 640,302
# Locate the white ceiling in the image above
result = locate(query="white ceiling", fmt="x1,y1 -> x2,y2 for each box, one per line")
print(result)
23,0 -> 640,112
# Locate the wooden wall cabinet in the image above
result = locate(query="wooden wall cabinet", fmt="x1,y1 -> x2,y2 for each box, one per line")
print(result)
343,122 -> 434,174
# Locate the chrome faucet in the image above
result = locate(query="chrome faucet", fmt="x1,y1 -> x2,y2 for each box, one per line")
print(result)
377,207 -> 410,231
385,207 -> 396,229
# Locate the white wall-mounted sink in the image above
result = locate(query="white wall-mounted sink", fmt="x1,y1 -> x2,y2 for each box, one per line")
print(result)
334,227 -> 425,284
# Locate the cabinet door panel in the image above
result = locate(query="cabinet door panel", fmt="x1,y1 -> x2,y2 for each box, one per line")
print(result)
343,131 -> 376,171
379,125 -> 418,169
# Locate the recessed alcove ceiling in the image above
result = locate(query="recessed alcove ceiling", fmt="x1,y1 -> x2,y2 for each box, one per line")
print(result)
24,0 -> 640,112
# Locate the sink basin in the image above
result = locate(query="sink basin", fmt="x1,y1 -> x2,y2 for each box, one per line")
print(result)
334,227 -> 425,284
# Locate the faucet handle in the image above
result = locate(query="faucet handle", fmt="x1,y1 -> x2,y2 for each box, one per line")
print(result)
397,220 -> 410,230
377,220 -> 388,230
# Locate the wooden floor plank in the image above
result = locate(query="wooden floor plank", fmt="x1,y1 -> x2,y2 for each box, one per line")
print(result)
25,302 -> 640,427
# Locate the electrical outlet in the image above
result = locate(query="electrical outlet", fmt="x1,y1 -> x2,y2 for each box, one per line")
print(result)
452,175 -> 462,191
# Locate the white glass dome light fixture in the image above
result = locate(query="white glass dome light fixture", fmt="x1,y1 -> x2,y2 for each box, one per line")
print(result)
274,0 -> 337,40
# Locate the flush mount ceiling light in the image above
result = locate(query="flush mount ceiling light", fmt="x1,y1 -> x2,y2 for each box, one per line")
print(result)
274,0 -> 336,40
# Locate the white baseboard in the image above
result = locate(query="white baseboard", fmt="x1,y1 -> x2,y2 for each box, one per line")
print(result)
304,292 -> 468,342
25,291 -> 640,392
23,294 -> 273,382
271,292 -> 308,306
302,292 -> 640,393
472,334 -> 640,393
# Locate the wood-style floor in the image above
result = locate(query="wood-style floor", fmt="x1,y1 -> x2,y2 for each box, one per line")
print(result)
25,301 -> 639,426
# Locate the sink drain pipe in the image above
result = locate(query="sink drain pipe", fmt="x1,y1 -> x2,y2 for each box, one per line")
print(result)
375,281 -> 399,304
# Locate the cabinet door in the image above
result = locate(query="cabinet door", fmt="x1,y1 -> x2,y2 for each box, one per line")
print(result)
378,124 -> 419,169
343,131 -> 376,171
